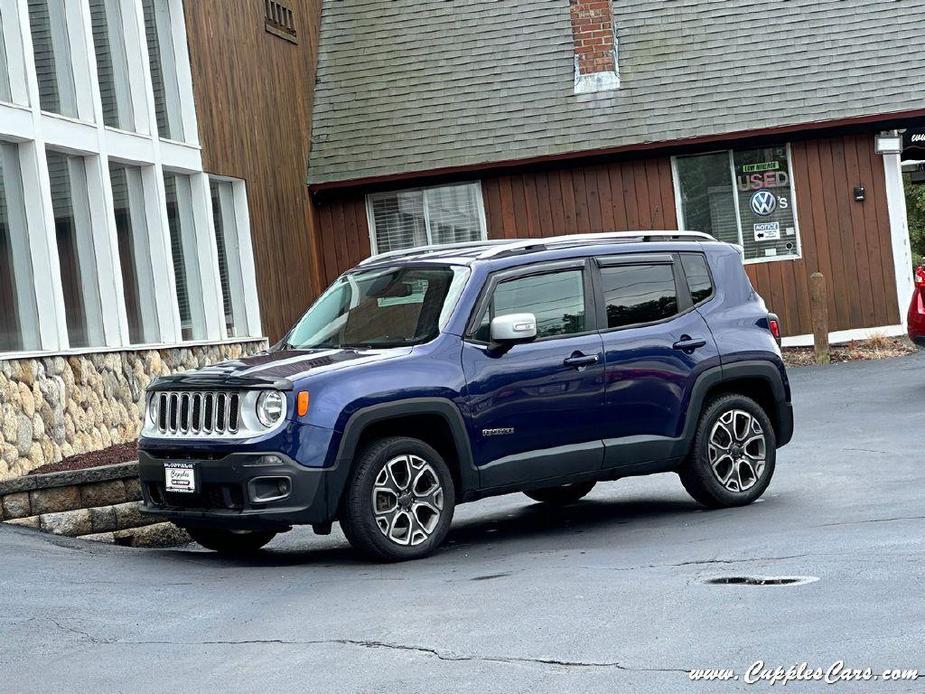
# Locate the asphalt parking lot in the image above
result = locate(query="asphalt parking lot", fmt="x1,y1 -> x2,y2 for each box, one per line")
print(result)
2,352 -> 924,693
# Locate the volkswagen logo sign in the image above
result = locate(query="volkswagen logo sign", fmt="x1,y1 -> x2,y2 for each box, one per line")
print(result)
750,190 -> 777,216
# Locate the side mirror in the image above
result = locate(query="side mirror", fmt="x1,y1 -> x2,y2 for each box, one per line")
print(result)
490,313 -> 537,343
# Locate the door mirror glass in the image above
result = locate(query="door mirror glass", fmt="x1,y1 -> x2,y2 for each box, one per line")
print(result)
490,313 -> 537,342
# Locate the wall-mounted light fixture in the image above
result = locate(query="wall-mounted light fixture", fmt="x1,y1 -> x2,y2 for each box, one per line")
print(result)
875,132 -> 903,154
854,185 -> 866,202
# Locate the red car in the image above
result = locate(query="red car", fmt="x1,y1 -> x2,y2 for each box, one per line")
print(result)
909,266 -> 925,346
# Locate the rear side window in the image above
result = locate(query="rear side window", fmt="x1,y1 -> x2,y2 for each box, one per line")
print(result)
473,269 -> 586,340
600,264 -> 678,329
680,253 -> 714,305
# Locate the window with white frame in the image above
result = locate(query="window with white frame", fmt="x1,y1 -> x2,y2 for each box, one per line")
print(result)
0,142 -> 39,352
367,182 -> 486,255
163,171 -> 205,341
47,150 -> 104,348
110,162 -> 158,344
674,145 -> 801,263
1,0 -> 29,106
28,0 -> 82,119
0,0 -> 260,356
89,0 -> 134,130
141,0 -> 184,141
210,179 -> 250,338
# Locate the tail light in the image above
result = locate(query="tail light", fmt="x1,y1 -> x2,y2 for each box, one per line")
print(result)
915,266 -> 925,288
768,313 -> 782,346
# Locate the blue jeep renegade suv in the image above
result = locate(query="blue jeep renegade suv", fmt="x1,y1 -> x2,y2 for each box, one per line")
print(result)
138,231 -> 793,561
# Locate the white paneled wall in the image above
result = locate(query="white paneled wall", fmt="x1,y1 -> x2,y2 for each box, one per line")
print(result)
0,0 -> 261,357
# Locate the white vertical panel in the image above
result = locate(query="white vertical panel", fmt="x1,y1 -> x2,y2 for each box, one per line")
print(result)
118,0 -> 148,134
882,150 -> 915,326
83,152 -> 128,345
231,179 -> 262,336
0,143 -> 39,349
189,171 -> 223,339
145,163 -> 181,342
167,0 -> 197,145
1,0 -> 29,104
63,0 -> 92,120
124,165 -> 158,340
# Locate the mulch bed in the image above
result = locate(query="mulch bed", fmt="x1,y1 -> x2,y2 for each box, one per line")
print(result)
783,336 -> 918,367
28,441 -> 138,476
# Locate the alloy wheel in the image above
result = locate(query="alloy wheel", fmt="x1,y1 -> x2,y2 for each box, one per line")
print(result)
372,454 -> 445,546
708,409 -> 767,493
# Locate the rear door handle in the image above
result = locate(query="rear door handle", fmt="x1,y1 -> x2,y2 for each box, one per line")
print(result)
672,336 -> 707,352
563,352 -> 600,368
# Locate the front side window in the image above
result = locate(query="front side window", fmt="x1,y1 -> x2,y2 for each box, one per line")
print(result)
90,0 -> 134,130
600,264 -> 678,329
367,183 -> 485,255
0,142 -> 39,351
142,0 -> 184,140
675,145 -> 801,263
111,162 -> 157,343
28,0 -> 79,117
285,265 -> 469,350
47,150 -> 104,348
474,269 -> 586,341
163,172 -> 203,340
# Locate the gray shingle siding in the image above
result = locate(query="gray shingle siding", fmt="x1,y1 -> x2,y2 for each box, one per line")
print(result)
309,0 -> 924,185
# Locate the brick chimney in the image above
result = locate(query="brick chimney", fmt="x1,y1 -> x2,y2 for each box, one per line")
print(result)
569,0 -> 619,94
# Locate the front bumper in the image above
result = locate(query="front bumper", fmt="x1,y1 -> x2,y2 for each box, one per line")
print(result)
138,451 -> 335,531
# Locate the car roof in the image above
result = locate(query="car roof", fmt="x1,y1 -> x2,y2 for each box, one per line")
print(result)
356,231 -> 727,270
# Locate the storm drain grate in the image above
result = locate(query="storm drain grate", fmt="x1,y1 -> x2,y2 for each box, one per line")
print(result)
703,575 -> 818,586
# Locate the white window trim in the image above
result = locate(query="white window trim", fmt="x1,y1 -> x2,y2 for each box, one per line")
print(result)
0,0 -> 262,360
672,144 -> 803,265
365,181 -> 488,256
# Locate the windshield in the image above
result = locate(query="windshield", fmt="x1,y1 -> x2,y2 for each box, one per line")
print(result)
282,265 -> 469,350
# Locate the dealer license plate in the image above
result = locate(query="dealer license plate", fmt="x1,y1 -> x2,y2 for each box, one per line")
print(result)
164,463 -> 196,494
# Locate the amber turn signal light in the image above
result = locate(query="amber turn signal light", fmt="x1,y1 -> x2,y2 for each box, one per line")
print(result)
297,391 -> 310,416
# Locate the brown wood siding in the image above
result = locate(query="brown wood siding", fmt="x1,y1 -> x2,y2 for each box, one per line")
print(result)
481,158 -> 678,239
184,0 -> 323,342
315,195 -> 372,288
746,134 -> 899,335
313,136 -> 898,338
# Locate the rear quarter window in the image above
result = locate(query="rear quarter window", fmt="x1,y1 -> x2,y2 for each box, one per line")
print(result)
680,253 -> 714,305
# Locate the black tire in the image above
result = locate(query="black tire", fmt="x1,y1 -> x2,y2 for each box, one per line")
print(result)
680,393 -> 776,508
340,436 -> 456,562
524,481 -> 596,505
186,527 -> 276,554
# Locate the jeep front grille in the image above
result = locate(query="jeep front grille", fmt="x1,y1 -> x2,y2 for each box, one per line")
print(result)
154,391 -> 241,436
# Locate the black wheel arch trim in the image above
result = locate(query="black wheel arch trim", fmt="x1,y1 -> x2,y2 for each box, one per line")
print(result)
325,398 -> 479,516
684,360 -> 793,448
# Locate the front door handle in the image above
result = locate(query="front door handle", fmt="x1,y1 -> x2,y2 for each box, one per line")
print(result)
563,352 -> 600,368
672,336 -> 707,352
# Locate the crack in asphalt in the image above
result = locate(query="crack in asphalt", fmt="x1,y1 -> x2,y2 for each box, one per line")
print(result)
37,620 -> 686,673
817,515 -> 925,528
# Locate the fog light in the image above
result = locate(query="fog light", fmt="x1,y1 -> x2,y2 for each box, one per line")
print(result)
249,476 -> 292,503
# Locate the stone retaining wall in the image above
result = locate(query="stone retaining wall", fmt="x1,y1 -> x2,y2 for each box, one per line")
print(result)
0,341 -> 266,480
0,461 -> 187,547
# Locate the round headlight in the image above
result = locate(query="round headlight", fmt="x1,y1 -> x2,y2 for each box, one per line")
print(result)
147,394 -> 159,424
256,391 -> 285,428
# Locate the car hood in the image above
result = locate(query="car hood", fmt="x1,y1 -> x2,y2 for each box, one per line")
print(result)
148,347 -> 413,391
